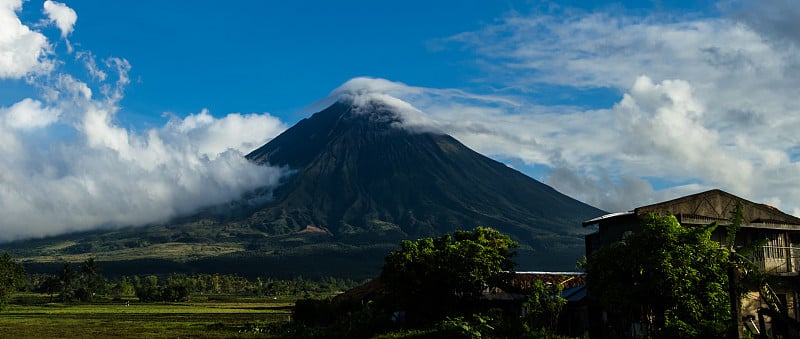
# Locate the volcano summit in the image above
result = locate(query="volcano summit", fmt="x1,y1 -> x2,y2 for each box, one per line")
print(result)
244,96 -> 604,270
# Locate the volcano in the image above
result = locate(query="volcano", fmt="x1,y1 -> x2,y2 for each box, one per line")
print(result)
243,97 -> 604,269
3,95 -> 604,278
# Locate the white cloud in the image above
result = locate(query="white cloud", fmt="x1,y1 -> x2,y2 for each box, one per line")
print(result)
77,51 -> 107,81
326,77 -> 520,134
426,7 -> 800,213
2,98 -> 60,129
0,0 -> 53,78
101,57 -> 130,103
331,7 -> 800,214
0,92 -> 287,241
43,0 -> 76,38
165,108 -> 288,159
57,73 -> 92,100
0,4 -> 288,242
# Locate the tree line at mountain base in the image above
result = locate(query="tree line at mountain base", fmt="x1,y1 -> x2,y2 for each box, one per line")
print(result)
3,256 -> 361,305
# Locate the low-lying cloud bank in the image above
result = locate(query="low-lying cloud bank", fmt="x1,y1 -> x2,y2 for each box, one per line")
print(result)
0,0 -> 286,241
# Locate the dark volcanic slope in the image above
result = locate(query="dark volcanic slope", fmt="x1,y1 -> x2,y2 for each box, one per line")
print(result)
246,100 -> 604,261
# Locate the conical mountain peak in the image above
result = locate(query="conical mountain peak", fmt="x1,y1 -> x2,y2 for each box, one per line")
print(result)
317,77 -> 441,133
245,95 -> 605,270
334,96 -> 405,127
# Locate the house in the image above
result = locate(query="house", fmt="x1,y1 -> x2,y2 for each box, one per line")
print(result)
583,189 -> 800,337
330,271 -> 588,334
509,272 -> 589,337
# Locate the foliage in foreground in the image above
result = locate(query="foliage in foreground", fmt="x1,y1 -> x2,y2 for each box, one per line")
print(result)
585,214 -> 731,338
290,227 -> 574,338
523,280 -> 567,333
380,226 -> 518,326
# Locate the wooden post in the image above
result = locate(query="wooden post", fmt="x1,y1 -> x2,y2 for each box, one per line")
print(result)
728,262 -> 742,339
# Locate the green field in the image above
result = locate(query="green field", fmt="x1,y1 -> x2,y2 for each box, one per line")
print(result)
0,294 -> 295,338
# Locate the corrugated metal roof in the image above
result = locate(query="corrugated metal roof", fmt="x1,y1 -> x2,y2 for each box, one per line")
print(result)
515,271 -> 584,275
635,189 -> 800,226
581,190 -> 800,229
582,211 -> 634,226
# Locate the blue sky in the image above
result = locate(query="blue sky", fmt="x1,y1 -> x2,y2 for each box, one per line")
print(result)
33,1 -> 520,123
2,0 -> 800,240
13,0 -> 718,123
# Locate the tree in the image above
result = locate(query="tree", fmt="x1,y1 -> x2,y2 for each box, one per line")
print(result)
57,262 -> 77,302
76,257 -> 106,302
586,214 -> 730,337
380,226 -> 518,325
523,280 -> 567,333
111,277 -> 134,300
162,274 -> 191,302
0,253 -> 25,311
133,275 -> 160,302
39,274 -> 61,302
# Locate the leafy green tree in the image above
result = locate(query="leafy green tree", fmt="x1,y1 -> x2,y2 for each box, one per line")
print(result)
0,253 -> 25,310
39,274 -> 61,302
380,226 -> 518,325
586,214 -> 730,337
57,262 -> 77,302
162,274 -> 191,302
111,276 -> 134,300
76,257 -> 106,302
523,280 -> 567,333
43,259 -> 108,303
133,275 -> 160,302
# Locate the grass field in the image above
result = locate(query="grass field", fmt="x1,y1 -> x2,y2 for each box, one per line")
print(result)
0,294 -> 295,338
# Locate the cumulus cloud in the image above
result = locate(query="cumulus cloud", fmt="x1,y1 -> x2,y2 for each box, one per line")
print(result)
43,0 -> 76,52
43,0 -> 76,38
0,2 -> 287,241
165,109 -> 287,159
428,6 -> 800,213
2,98 -> 60,129
0,92 -> 287,241
331,2 -> 800,216
0,0 -> 52,78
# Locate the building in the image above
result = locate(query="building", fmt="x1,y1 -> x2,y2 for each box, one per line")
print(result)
583,189 -> 800,337
330,271 -> 588,335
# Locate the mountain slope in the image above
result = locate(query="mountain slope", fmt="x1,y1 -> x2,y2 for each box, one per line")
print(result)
245,99 -> 604,266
